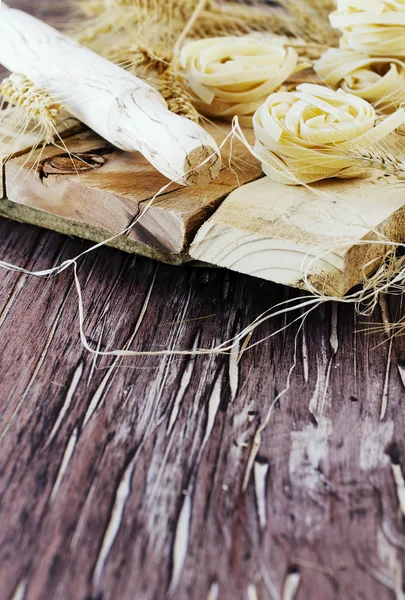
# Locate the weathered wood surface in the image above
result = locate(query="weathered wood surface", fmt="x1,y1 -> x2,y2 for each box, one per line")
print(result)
4,123 -> 260,263
1,3 -> 405,600
0,109 -> 81,166
190,174 -> 405,296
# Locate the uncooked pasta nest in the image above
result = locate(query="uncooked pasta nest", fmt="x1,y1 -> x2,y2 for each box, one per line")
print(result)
314,48 -> 405,112
177,36 -> 308,125
252,83 -> 405,185
330,0 -> 405,57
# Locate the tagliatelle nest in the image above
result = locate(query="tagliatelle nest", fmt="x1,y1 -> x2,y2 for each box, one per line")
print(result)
314,48 -> 405,112
252,83 -> 405,184
177,36 -> 309,125
330,0 -> 405,57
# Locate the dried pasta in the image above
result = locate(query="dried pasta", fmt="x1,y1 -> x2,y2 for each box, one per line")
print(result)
329,0 -> 405,57
252,83 -> 405,184
178,36 -> 308,125
314,48 -> 405,111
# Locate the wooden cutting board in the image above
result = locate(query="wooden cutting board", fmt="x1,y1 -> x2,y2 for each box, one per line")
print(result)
1,119 -> 261,263
190,174 -> 405,296
2,109 -> 405,295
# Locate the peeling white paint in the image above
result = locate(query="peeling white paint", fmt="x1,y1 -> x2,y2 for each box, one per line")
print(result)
167,335 -> 199,435
254,460 -> 269,530
168,492 -> 192,597
359,420 -> 394,471
243,431 -> 261,492
289,418 -> 332,490
10,580 -> 27,600
308,364 -> 328,423
207,582 -> 219,600
229,340 -> 239,402
197,371 -> 222,462
301,326 -> 309,384
50,427 -> 78,501
377,529 -> 398,572
330,303 -> 339,355
377,530 -> 405,600
82,369 -> 114,428
397,364 -> 405,389
46,364 -> 83,446
247,584 -> 259,600
93,455 -> 137,586
381,338 -> 394,420
282,571 -> 301,600
392,463 -> 405,518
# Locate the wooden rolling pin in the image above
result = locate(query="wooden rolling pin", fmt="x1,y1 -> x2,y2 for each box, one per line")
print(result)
0,3 -> 221,185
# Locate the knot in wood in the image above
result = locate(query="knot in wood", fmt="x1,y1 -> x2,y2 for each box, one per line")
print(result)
39,150 -> 110,178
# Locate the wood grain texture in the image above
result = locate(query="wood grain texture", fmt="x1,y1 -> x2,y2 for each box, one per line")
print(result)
1,3 -> 405,600
190,174 -> 405,296
4,124 -> 260,261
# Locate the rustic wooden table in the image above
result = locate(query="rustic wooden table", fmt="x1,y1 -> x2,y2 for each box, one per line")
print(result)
1,2 -> 405,600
